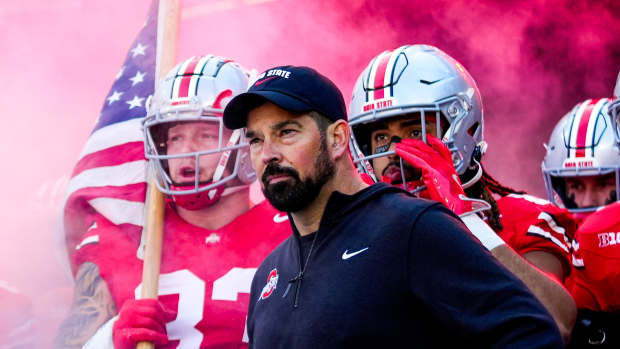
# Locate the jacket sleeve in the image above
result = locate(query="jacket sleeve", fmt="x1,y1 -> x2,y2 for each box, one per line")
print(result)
408,204 -> 563,349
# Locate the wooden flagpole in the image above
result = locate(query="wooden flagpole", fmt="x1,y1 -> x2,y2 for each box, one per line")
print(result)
137,0 -> 181,348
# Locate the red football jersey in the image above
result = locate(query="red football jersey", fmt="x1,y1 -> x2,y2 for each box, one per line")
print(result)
495,194 -> 576,273
73,200 -> 291,348
571,202 -> 620,312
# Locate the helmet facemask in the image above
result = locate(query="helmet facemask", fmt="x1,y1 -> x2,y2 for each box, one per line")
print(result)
144,101 -> 255,210
349,107 -> 448,193
542,98 -> 620,215
143,55 -> 256,209
545,167 -> 620,215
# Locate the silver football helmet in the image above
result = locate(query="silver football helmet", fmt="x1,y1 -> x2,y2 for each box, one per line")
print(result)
349,44 -> 485,187
610,70 -> 620,143
542,98 -> 620,214
144,55 -> 256,209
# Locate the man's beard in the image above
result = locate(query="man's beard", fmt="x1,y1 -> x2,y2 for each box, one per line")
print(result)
261,138 -> 335,212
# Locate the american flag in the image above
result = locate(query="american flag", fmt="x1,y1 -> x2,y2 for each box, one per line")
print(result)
63,0 -> 159,272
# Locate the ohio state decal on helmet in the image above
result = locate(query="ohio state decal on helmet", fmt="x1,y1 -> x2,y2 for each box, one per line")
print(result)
260,268 -> 279,300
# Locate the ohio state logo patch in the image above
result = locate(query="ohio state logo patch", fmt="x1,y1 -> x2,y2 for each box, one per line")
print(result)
260,268 -> 279,300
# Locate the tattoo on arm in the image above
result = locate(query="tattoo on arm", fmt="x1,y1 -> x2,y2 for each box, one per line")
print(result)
53,262 -> 117,349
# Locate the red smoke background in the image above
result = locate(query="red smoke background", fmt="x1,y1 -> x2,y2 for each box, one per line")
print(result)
0,0 -> 618,346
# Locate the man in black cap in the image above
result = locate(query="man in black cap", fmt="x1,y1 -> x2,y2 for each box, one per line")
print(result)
223,65 -> 563,348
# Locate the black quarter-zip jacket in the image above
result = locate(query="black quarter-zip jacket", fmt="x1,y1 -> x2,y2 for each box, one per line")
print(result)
247,183 -> 563,349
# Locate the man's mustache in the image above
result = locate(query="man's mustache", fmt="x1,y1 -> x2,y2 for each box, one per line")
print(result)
261,163 -> 300,185
382,160 -> 421,182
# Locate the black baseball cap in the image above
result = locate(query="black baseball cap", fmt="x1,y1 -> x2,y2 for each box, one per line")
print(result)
223,65 -> 347,129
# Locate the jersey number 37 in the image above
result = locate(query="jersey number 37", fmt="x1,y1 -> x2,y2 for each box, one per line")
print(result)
135,268 -> 257,348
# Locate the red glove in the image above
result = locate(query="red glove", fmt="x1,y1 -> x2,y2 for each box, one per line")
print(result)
395,136 -> 471,215
113,299 -> 176,349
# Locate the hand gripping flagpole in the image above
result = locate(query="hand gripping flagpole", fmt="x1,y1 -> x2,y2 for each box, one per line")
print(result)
137,0 -> 180,348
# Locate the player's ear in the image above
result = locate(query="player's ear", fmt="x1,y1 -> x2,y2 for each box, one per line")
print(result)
327,120 -> 349,160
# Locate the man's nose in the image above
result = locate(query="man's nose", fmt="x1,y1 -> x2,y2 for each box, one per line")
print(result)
386,137 -> 402,159
179,138 -> 200,153
581,186 -> 599,207
261,140 -> 282,164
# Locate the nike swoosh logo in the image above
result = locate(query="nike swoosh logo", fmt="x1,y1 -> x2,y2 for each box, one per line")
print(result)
273,213 -> 289,223
342,247 -> 369,260
253,76 -> 276,86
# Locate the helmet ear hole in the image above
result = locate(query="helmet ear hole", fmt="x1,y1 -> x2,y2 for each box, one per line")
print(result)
361,144 -> 370,156
150,123 -> 171,155
472,144 -> 483,162
468,122 -> 480,137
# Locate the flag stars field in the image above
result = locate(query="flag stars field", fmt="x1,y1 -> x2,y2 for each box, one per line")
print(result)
130,42 -> 147,57
107,91 -> 123,105
126,96 -> 144,109
129,71 -> 146,86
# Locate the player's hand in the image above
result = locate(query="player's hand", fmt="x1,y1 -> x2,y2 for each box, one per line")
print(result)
113,298 -> 176,349
395,136 -> 471,215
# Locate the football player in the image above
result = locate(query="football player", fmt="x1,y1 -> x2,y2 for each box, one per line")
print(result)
348,44 -> 577,341
542,76 -> 620,347
54,55 -> 291,348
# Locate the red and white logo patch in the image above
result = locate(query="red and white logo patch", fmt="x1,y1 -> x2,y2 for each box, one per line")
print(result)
260,268 -> 279,300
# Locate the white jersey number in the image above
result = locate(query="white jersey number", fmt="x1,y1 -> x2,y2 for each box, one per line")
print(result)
135,268 -> 257,348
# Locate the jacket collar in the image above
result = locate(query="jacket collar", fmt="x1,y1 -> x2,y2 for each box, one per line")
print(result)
287,182 -> 409,238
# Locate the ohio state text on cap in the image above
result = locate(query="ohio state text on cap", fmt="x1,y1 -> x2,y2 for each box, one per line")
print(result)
223,65 -> 347,129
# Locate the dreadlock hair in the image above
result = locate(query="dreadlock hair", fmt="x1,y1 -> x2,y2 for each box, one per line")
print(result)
464,164 -> 526,232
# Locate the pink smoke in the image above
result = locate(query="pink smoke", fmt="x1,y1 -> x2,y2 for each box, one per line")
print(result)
1,0 -> 618,346
179,0 -> 620,195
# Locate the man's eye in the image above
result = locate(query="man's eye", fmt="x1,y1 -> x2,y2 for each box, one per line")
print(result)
281,129 -> 295,135
568,182 -> 583,190
374,134 -> 388,144
597,180 -> 615,189
410,130 -> 422,138
168,135 -> 182,142
249,138 -> 261,146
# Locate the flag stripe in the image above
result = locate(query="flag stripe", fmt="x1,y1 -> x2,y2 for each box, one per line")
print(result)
72,142 -> 145,178
66,160 -> 147,199
88,197 -> 145,226
78,118 -> 144,159
67,183 -> 147,205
